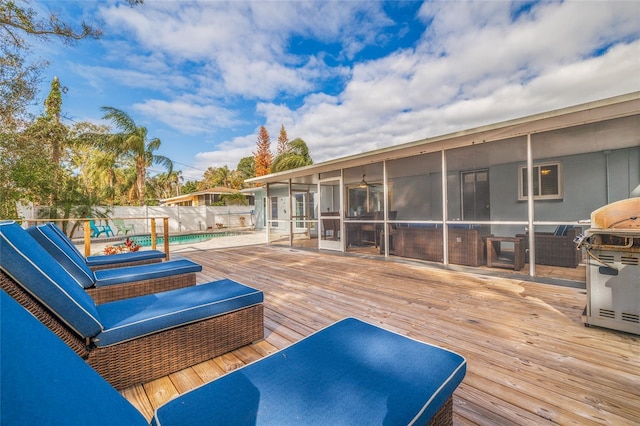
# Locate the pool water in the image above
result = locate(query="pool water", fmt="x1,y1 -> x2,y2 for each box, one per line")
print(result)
130,232 -> 238,247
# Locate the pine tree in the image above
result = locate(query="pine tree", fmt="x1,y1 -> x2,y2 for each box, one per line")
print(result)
253,125 -> 273,178
277,124 -> 288,155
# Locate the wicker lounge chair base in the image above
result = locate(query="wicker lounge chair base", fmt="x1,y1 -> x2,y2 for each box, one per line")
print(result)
89,257 -> 163,271
87,272 -> 196,304
1,270 -> 264,390
89,303 -> 264,389
429,397 -> 452,426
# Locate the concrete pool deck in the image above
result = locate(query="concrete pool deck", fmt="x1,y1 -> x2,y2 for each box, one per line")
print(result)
170,231 -> 267,254
84,231 -> 267,257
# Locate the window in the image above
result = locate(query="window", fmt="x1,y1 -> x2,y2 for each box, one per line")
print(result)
346,183 -> 388,217
347,187 -> 368,216
519,162 -> 563,200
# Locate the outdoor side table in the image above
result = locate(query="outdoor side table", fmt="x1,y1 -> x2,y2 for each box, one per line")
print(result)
487,236 -> 525,271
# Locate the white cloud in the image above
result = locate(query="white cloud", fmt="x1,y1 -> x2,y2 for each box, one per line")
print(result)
215,37 -> 639,167
98,1 -> 392,100
61,0 -> 640,178
191,133 -> 256,179
71,63 -> 188,94
133,98 -> 243,135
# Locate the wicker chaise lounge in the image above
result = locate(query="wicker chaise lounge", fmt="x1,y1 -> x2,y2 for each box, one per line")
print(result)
26,222 -> 200,303
0,221 -> 264,390
33,223 -> 166,271
2,290 -> 465,425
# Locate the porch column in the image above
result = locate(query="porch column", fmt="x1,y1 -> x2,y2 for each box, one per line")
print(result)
266,183 -> 271,244
288,179 -> 294,246
441,149 -> 449,265
527,133 -> 535,277
382,161 -> 389,257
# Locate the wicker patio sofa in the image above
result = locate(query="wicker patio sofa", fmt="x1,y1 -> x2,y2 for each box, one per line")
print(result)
394,225 -> 488,266
516,226 -> 583,268
0,221 -> 264,390
26,222 -> 200,303
3,290 -> 465,425
34,223 -> 166,270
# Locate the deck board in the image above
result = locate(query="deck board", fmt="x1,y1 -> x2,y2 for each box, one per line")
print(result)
121,245 -> 640,425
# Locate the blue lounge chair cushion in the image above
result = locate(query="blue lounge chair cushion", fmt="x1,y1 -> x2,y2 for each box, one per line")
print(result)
86,250 -> 166,268
153,317 -> 466,425
35,222 -> 167,269
95,279 -> 264,347
0,291 -> 148,426
553,225 -> 573,236
0,221 -> 102,337
41,221 -> 86,259
27,223 -> 202,289
1,221 -> 263,348
27,223 -> 96,288
93,259 -> 201,288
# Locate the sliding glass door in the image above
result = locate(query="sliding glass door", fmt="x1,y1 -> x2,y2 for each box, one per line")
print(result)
318,178 -> 342,251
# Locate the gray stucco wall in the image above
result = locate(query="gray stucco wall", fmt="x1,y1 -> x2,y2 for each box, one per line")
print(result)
460,147 -> 640,223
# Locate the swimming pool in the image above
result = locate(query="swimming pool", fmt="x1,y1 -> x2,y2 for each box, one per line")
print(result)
130,232 -> 238,247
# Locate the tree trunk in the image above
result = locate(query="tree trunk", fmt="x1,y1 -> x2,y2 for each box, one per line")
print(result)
136,160 -> 146,206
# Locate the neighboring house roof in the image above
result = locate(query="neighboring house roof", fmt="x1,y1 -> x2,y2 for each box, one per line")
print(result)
247,91 -> 640,185
160,187 -> 240,204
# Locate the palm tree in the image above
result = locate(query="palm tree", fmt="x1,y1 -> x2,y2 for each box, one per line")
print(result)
100,106 -> 173,205
147,170 -> 183,199
166,169 -> 183,197
271,138 -> 313,172
201,166 -> 233,189
214,165 -> 232,188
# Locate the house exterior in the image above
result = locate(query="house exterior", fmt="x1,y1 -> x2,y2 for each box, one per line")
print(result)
246,92 -> 640,281
160,188 -> 254,207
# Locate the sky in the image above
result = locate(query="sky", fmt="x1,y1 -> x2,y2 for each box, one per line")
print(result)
33,0 -> 640,182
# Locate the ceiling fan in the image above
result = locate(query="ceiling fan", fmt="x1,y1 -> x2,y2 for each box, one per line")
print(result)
358,174 -> 369,188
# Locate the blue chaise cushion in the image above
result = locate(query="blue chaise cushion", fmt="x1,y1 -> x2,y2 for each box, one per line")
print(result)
27,223 -> 96,288
153,317 -> 466,425
0,222 -> 102,337
27,223 -> 202,288
0,291 -> 148,426
95,278 -> 263,347
41,222 -> 86,259
93,258 -> 202,288
86,250 -> 166,268
35,222 -> 167,268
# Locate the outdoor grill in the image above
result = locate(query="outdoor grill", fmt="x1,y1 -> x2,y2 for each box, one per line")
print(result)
577,197 -> 640,334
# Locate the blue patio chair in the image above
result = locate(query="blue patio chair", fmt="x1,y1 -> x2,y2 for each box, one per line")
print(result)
24,222 -> 202,303
90,219 -> 114,238
31,223 -> 166,270
1,289 -> 465,425
0,221 -> 264,390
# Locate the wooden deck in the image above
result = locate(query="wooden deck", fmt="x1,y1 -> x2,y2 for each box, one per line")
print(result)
121,245 -> 639,425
